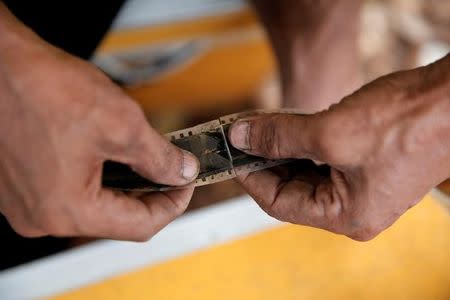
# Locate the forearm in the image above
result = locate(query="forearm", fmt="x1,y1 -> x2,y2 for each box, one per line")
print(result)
251,0 -> 362,112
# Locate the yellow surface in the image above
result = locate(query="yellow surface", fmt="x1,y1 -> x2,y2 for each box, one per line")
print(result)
97,10 -> 275,112
98,11 -> 260,53
127,39 -> 274,112
54,196 -> 450,300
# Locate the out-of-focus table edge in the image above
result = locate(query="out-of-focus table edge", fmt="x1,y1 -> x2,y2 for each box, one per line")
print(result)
0,189 -> 448,300
0,195 -> 279,300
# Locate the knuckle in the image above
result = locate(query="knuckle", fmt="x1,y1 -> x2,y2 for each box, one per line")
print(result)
29,209 -> 51,231
283,195 -> 311,224
30,206 -> 74,237
263,206 -> 285,222
255,116 -> 282,158
253,199 -> 282,221
121,100 -> 145,124
315,137 -> 333,160
118,104 -> 145,138
172,198 -> 190,216
348,230 -> 379,242
35,217 -> 60,235
134,232 -> 155,243
166,193 -> 191,217
347,218 -> 382,242
314,123 -> 334,152
314,117 -> 346,163
264,201 -> 294,224
314,112 -> 373,165
131,223 -> 160,243
73,200 -> 107,236
10,221 -> 43,238
317,184 -> 344,222
102,101 -> 147,150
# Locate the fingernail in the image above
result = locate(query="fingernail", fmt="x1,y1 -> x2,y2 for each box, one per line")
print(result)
230,121 -> 250,150
182,150 -> 199,181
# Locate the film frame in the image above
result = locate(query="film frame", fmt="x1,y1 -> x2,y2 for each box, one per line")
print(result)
102,109 -> 300,192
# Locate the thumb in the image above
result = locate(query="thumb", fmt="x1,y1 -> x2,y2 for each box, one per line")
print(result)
128,127 -> 200,186
100,101 -> 199,186
228,113 -> 327,161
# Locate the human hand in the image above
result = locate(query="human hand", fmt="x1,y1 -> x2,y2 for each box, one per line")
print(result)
0,6 -> 199,241
230,55 -> 450,241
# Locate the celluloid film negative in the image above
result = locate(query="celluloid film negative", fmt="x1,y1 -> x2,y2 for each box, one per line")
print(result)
102,109 -> 300,192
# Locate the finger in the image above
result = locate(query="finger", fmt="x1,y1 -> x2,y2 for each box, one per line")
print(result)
99,100 -> 199,186
228,113 -> 324,161
237,169 -> 343,231
126,126 -> 200,186
74,187 -> 194,241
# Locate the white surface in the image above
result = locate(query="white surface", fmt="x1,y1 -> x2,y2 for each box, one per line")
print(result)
112,0 -> 247,29
0,196 -> 278,300
417,41 -> 450,67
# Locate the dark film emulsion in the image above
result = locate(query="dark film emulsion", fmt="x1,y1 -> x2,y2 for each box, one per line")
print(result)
173,128 -> 232,179
102,117 -> 283,192
102,127 -> 234,191
102,162 -> 168,191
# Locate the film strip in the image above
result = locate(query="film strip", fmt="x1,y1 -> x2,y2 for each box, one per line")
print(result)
102,109 -> 301,192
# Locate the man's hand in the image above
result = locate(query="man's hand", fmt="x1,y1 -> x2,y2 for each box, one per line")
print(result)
0,5 -> 199,241
230,55 -> 450,241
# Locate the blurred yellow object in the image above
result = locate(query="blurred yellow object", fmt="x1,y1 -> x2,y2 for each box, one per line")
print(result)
54,195 -> 450,300
95,10 -> 275,114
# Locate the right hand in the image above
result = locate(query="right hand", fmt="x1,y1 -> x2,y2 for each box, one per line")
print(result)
230,55 -> 450,241
0,8 -> 199,241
